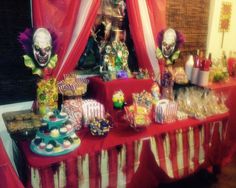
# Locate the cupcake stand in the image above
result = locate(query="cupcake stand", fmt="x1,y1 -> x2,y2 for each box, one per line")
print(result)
30,111 -> 80,156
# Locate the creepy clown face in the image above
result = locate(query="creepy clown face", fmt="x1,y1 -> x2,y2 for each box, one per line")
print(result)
32,28 -> 52,67
161,28 -> 177,58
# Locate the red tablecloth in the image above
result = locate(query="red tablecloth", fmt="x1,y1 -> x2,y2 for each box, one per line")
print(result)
208,78 -> 236,160
14,77 -> 236,187
0,138 -> 24,188
20,113 -> 229,188
87,77 -> 154,121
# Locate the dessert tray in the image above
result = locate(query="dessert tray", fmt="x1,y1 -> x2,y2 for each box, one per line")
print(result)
30,111 -> 81,156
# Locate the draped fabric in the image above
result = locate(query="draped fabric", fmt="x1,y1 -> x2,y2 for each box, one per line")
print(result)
150,121 -> 227,180
126,0 -> 166,77
31,0 -> 101,80
31,0 -> 166,80
25,119 -> 228,187
28,141 -> 144,187
0,138 -> 24,188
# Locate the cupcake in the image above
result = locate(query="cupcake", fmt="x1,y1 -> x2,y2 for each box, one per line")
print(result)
59,127 -> 67,135
50,129 -> 59,137
45,144 -> 53,152
65,124 -> 73,132
39,125 -> 47,133
48,140 -> 57,146
39,142 -> 46,149
70,133 -> 77,139
72,136 -> 80,144
53,144 -> 62,152
63,139 -> 72,148
49,114 -> 57,121
34,138 -> 42,146
59,112 -> 67,118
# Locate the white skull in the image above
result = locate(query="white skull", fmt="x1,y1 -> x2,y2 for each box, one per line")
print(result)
105,45 -> 112,54
161,28 -> 177,58
32,28 -> 52,67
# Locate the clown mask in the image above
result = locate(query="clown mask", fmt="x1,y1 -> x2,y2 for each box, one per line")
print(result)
161,28 -> 177,58
32,28 -> 52,67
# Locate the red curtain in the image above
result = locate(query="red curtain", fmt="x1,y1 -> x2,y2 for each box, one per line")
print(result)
31,0 -> 101,80
0,138 -> 24,188
32,0 -> 166,79
126,0 -> 166,77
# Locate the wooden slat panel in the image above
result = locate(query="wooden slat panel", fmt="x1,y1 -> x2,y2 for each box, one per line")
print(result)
167,0 -> 210,56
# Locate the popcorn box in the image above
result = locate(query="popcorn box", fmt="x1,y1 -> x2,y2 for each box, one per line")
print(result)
62,98 -> 83,130
154,100 -> 178,124
82,100 -> 105,127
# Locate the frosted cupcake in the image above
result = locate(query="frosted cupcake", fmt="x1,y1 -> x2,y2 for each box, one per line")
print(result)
34,138 -> 42,146
65,124 -> 73,132
45,144 -> 53,152
71,134 -> 80,144
63,139 -> 72,148
59,127 -> 67,135
50,129 -> 59,137
59,112 -> 67,118
73,137 -> 80,144
53,144 -> 62,152
39,142 -> 46,149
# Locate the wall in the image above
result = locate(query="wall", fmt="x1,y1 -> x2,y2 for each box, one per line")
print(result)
167,0 -> 210,57
207,0 -> 236,59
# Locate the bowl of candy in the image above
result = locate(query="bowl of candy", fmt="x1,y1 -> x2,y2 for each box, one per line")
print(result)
58,73 -> 89,97
88,117 -> 112,136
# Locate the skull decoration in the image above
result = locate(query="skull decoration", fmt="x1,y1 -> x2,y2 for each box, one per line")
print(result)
32,28 -> 52,67
161,28 -> 177,58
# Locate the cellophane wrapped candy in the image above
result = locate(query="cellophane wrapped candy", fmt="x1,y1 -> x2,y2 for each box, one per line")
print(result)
124,104 -> 151,129
209,58 -> 229,82
176,87 -> 228,119
132,90 -> 153,111
37,78 -> 58,115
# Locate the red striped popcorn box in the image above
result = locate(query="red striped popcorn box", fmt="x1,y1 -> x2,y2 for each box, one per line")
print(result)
62,98 -> 83,130
154,100 -> 178,124
165,102 -> 178,123
82,100 -> 105,127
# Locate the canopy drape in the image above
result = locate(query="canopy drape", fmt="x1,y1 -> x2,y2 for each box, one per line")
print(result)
31,0 -> 166,80
31,0 -> 101,80
126,0 -> 166,77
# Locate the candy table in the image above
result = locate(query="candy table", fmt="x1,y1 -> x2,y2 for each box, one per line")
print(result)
3,77 -> 236,187
13,113 -> 229,188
